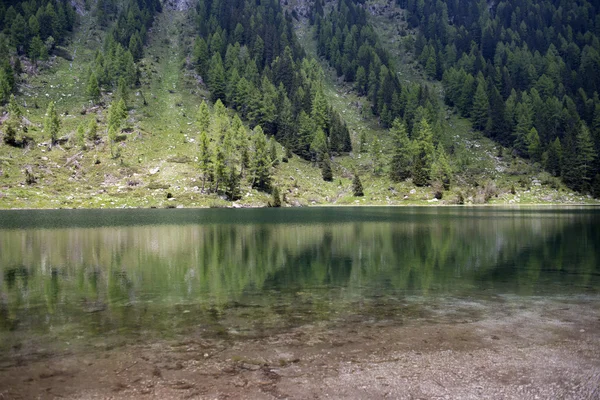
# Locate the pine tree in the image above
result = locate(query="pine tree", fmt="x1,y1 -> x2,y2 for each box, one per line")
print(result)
3,94 -> 21,145
196,100 -> 210,134
311,88 -> 329,132
198,130 -> 212,192
431,144 -> 452,190
87,118 -> 98,141
544,137 -> 562,177
526,127 -> 542,162
225,166 -> 241,201
321,154 -> 333,181
592,174 -> 600,199
108,125 -> 118,158
271,186 -> 282,207
213,148 -> 226,193
75,123 -> 86,150
251,126 -> 271,191
116,77 -> 128,107
412,117 -> 435,186
389,118 -> 413,182
44,101 -> 60,144
575,122 -> 596,190
353,172 -> 364,196
471,78 -> 489,130
87,71 -> 101,104
208,53 -> 226,102
310,128 -> 328,162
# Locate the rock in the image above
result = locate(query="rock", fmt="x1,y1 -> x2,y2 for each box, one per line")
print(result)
409,189 -> 416,194
149,167 -> 160,175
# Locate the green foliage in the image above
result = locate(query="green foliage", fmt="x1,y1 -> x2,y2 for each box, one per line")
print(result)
107,98 -> 127,132
43,101 -> 60,144
75,123 -> 86,150
353,172 -> 364,197
196,100 -> 210,134
250,126 -> 271,192
412,117 -> 435,186
225,166 -> 241,201
471,78 -> 488,131
310,128 -> 328,160
389,119 -> 413,182
271,186 -> 282,207
321,154 -> 333,182
87,71 -> 101,104
87,118 -> 98,141
526,127 -> 542,163
431,144 -> 452,190
409,0 -> 600,193
3,94 -> 22,145
198,130 -> 212,192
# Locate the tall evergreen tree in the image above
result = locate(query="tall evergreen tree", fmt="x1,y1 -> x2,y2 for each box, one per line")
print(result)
471,78 -> 489,130
389,118 -> 413,181
250,126 -> 271,191
44,101 -> 60,144
412,117 -> 435,186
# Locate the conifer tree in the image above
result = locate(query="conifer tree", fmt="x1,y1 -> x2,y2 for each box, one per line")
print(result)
44,101 -> 60,145
353,172 -> 364,196
213,148 -> 226,193
87,71 -> 101,104
4,94 -> 21,145
75,123 -> 86,150
544,137 -> 562,177
321,154 -> 333,181
198,130 -> 212,192
208,53 -> 226,102
271,186 -> 282,207
196,100 -> 210,134
412,117 -> 435,186
225,165 -> 241,201
527,127 -> 542,162
471,78 -> 489,130
576,122 -> 596,190
310,128 -> 328,162
87,118 -> 98,141
108,125 -> 118,158
250,126 -> 271,191
431,144 -> 452,190
389,118 -> 413,181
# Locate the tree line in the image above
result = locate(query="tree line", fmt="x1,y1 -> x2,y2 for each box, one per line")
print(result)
190,0 -> 352,169
313,0 -> 440,133
401,0 -> 600,195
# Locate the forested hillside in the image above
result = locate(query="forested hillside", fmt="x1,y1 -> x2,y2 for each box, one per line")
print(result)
0,0 -> 599,208
401,0 -> 600,194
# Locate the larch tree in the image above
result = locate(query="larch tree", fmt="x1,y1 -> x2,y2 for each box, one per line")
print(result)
44,101 -> 60,145
389,118 -> 413,182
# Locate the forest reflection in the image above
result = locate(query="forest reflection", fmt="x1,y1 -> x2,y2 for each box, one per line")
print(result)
1,208 -> 598,349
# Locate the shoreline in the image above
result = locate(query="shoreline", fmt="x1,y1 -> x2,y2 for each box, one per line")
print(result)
1,202 -> 600,211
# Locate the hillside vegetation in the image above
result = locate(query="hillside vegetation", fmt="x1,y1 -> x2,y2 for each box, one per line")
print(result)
0,0 -> 598,208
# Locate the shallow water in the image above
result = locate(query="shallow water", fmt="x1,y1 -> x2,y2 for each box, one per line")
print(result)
0,207 -> 599,358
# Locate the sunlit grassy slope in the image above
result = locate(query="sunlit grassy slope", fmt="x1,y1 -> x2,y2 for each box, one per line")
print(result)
0,3 -> 597,208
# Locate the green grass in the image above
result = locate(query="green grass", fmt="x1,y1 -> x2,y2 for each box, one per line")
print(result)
0,5 -> 598,209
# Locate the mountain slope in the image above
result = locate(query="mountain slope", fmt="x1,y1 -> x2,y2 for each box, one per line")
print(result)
0,0 -> 598,208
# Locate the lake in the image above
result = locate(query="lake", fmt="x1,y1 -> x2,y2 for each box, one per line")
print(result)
0,207 -> 599,398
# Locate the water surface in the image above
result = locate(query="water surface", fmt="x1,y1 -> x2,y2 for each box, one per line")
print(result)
1,207 -> 598,357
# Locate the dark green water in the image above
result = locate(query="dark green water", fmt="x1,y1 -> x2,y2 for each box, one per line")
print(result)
1,207 -> 599,356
